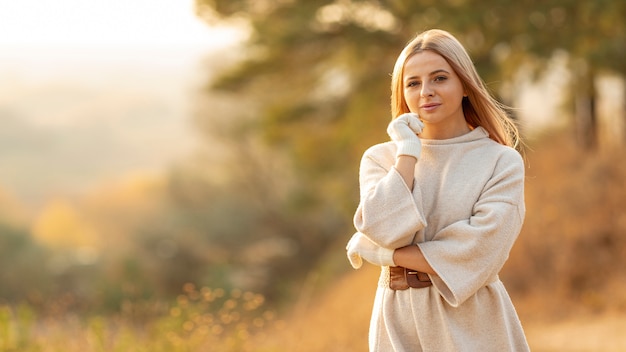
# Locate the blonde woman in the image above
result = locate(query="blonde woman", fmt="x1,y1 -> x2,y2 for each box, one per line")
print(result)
346,29 -> 529,351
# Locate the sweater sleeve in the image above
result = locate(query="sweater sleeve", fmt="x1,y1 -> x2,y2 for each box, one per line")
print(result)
418,150 -> 525,307
353,145 -> 427,249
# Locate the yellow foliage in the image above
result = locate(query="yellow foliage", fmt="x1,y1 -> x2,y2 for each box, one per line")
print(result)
84,173 -> 165,211
79,174 -> 168,251
31,199 -> 98,249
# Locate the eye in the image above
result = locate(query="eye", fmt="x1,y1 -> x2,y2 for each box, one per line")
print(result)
434,75 -> 448,82
406,80 -> 421,88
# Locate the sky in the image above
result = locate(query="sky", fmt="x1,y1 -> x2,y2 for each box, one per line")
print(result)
0,0 -> 246,81
0,0 -> 246,207
0,0 -> 240,50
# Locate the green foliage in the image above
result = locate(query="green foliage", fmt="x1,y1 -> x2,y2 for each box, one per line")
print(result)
165,162 -> 345,303
0,224 -> 52,303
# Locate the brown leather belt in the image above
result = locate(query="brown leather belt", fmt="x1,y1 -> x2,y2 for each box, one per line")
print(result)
389,266 -> 432,290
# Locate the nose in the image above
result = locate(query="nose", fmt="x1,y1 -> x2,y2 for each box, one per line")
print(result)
420,82 -> 434,97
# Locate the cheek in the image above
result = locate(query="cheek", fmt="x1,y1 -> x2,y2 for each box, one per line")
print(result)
440,86 -> 464,107
452,89 -> 465,106
404,90 -> 420,108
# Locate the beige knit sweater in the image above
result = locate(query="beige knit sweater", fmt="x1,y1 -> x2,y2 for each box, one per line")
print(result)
353,127 -> 529,351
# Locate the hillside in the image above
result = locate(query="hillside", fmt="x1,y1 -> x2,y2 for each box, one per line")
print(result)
0,49 -> 202,207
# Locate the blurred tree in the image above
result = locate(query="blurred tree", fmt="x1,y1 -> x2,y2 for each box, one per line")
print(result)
0,223 -> 52,304
490,0 -> 626,147
192,0 -> 625,301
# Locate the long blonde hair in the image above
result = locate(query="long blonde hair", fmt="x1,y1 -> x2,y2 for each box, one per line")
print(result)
390,29 -> 520,148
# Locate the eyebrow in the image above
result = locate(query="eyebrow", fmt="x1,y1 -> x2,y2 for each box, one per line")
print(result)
404,69 -> 451,81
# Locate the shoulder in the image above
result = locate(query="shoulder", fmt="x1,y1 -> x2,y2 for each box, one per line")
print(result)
494,144 -> 525,172
481,142 -> 526,185
477,137 -> 524,169
488,140 -> 523,160
458,137 -> 525,184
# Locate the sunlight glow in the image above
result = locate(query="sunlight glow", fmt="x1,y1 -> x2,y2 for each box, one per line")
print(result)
0,0 -> 248,205
0,0 -> 242,50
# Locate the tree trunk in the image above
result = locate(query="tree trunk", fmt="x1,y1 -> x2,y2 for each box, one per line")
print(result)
623,75 -> 626,146
574,64 -> 597,149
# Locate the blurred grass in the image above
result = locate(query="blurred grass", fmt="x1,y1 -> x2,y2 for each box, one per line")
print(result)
1,130 -> 625,351
0,284 -> 279,352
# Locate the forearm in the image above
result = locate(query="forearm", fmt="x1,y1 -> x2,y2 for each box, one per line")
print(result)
393,244 -> 436,275
394,155 -> 417,190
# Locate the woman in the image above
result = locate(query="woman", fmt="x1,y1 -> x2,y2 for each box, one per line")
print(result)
346,29 -> 529,351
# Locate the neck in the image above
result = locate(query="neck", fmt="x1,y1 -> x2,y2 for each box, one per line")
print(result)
420,120 -> 471,140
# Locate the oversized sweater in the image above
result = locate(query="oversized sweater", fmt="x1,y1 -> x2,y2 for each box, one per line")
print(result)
353,127 -> 530,352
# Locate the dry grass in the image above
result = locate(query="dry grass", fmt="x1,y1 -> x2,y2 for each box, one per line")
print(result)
0,285 -> 278,352
255,265 -> 378,352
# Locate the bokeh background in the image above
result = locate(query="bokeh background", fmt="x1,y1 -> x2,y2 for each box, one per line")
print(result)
1,0 -> 625,351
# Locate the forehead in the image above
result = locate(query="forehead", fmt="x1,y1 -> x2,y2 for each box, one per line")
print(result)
403,51 -> 455,79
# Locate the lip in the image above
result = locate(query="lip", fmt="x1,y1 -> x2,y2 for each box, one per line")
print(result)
420,103 -> 441,112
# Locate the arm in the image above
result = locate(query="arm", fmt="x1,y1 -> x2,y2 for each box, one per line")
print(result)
394,155 -> 417,190
353,114 -> 426,249
393,244 -> 435,274
353,152 -> 426,249
388,113 -> 423,191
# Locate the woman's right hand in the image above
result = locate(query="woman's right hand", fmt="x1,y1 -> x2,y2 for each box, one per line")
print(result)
346,232 -> 396,269
387,113 -> 424,159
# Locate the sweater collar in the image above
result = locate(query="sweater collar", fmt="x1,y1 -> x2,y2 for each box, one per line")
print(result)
420,126 -> 489,145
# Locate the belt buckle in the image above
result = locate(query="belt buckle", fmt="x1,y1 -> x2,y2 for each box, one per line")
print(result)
407,270 -> 429,281
406,269 -> 432,288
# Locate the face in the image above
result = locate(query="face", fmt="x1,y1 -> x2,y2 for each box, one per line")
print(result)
402,51 -> 467,136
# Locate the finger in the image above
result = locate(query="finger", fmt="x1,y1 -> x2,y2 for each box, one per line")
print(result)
407,114 -> 424,134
